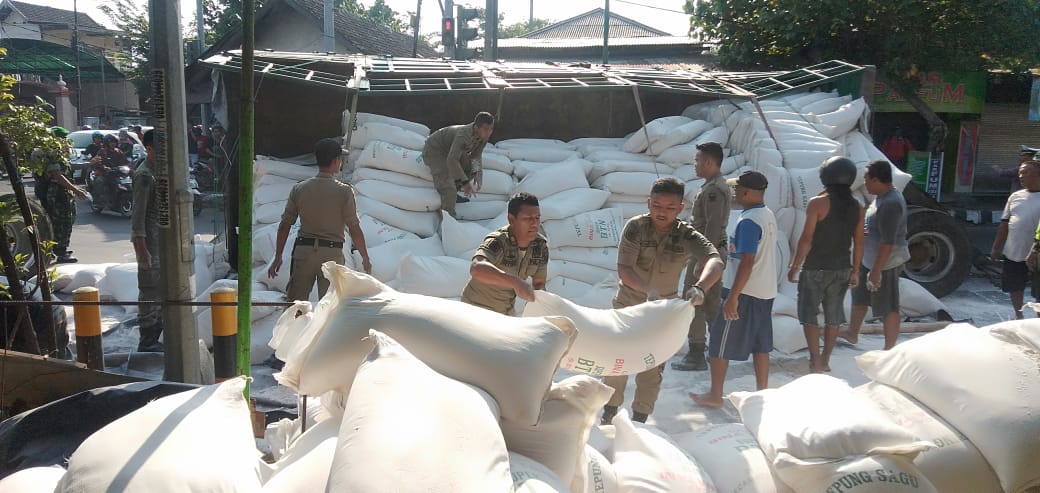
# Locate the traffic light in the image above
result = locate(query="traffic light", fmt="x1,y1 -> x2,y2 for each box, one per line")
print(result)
455,7 -> 481,60
442,17 -> 455,53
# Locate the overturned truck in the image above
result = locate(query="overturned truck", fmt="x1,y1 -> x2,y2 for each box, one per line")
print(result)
202,54 -> 970,298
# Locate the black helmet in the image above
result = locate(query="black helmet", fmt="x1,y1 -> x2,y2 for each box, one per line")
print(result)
102,134 -> 118,144
819,156 -> 857,186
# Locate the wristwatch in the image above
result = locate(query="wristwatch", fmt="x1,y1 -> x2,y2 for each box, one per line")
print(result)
689,285 -> 705,299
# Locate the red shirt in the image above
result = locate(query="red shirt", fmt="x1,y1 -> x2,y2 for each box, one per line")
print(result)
881,137 -> 913,162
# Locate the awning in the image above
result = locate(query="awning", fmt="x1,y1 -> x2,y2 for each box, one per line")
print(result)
201,51 -> 864,100
0,38 -> 125,83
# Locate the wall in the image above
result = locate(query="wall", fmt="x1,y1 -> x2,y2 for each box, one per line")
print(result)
254,7 -> 328,53
78,79 -> 140,117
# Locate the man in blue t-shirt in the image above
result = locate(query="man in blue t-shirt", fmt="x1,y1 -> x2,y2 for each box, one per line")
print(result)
691,171 -> 778,409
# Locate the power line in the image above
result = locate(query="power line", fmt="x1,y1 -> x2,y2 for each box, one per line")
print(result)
612,0 -> 690,15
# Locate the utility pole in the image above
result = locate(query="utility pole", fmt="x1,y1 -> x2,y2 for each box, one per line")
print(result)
484,0 -> 498,61
323,0 -> 335,53
148,0 -> 200,384
197,0 -> 212,132
412,0 -> 422,57
529,0 -> 533,29
100,48 -> 108,123
602,0 -> 610,65
73,0 -> 81,126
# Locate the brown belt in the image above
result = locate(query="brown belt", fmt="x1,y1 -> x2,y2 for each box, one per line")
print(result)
294,236 -> 343,249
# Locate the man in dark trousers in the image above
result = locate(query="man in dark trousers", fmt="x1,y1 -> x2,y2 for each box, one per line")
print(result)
422,112 -> 494,217
130,130 -> 164,352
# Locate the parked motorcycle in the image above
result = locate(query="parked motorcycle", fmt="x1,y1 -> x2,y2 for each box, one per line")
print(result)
87,164 -> 133,216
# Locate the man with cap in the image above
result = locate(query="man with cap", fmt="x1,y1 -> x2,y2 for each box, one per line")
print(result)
673,141 -> 731,372
268,138 -> 371,302
601,176 -> 725,425
35,126 -> 88,263
691,170 -> 777,408
461,192 -> 548,315
422,112 -> 494,217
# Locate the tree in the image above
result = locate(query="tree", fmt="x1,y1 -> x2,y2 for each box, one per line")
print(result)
99,0 -> 152,109
202,0 -> 407,43
499,18 -> 552,39
688,0 -> 1040,151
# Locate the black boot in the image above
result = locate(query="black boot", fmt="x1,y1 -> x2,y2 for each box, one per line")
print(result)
671,342 -> 708,371
632,411 -> 649,423
600,405 -> 618,426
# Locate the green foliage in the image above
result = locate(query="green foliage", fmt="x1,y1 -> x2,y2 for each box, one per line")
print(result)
499,18 -> 552,39
688,0 -> 1040,81
100,0 -> 152,107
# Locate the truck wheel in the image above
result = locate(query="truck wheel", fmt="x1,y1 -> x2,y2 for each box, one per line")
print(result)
903,209 -> 971,298
0,194 -> 54,275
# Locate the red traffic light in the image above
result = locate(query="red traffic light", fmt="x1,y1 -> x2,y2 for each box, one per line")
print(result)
443,17 -> 454,32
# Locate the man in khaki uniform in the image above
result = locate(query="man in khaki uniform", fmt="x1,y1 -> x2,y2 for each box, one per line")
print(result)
269,138 -> 371,302
422,112 -> 494,217
462,192 -> 548,315
602,177 -> 725,425
674,141 -> 732,371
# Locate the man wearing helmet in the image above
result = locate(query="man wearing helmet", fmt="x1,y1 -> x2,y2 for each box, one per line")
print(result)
787,156 -> 864,372
85,131 -> 104,159
89,134 -> 128,209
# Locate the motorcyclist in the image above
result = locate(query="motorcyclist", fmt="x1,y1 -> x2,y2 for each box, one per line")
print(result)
118,129 -> 135,157
89,134 -> 128,208
85,131 -> 104,159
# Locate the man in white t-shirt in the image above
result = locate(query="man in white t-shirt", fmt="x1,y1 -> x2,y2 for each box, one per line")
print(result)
991,159 -> 1040,319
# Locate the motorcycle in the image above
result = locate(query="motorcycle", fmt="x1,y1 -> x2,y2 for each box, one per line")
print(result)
188,168 -> 203,217
87,164 -> 133,216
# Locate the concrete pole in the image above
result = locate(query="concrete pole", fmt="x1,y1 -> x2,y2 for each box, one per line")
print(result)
485,0 -> 497,60
197,0 -> 212,132
323,0 -> 335,53
602,0 -> 610,65
412,0 -> 422,57
149,0 -> 200,383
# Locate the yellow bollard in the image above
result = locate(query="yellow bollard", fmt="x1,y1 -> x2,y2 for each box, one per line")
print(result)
72,287 -> 104,370
211,287 -> 238,381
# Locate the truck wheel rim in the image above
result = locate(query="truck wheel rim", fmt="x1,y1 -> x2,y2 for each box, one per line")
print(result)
904,231 -> 955,283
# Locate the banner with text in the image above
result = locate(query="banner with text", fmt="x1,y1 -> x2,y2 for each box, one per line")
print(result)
956,123 -> 979,193
871,72 -> 986,113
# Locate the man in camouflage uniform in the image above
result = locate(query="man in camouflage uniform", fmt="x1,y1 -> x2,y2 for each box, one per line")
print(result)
601,177 -> 725,425
35,126 -> 88,263
422,112 -> 494,217
674,142 -> 731,371
130,130 -> 164,352
461,192 -> 548,315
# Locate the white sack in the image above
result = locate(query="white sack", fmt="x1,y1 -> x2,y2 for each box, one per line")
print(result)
513,159 -> 595,180
730,373 -> 929,462
652,120 -> 715,154
801,94 -> 852,115
771,314 -> 807,354
672,164 -> 697,182
654,143 -> 698,167
351,166 -> 431,188
758,164 -> 792,210
748,146 -> 783,168
692,125 -> 730,148
262,419 -> 338,492
721,154 -> 745,175
496,138 -> 575,150
775,451 -> 938,493
571,279 -> 621,309
545,276 -> 594,302
289,264 -> 576,425
514,160 -> 590,198
482,151 -> 514,174
56,378 -> 261,493
539,188 -> 610,221
441,211 -> 494,258
255,200 -> 286,224
254,182 -> 294,206
478,168 -> 515,195
592,171 -> 662,196
348,121 -> 426,150
773,292 -> 798,318
584,149 -> 655,163
622,116 -> 693,153
96,263 -> 138,314
509,453 -> 571,493
326,331 -> 512,493
611,410 -> 717,493
787,166 -> 825,210
356,140 -> 433,180
582,445 -> 619,493
0,466 -> 66,493
522,290 -> 693,376
501,376 -> 614,493
342,110 -> 430,136
355,195 -> 438,237
552,246 -> 618,271
456,200 -> 507,221
780,147 -> 841,170
362,234 -> 444,282
855,322 -> 1040,493
547,259 -> 615,285
359,213 -> 419,247
354,180 -> 440,212
254,157 -> 316,182
395,254 -> 471,297
588,160 -> 669,182
542,208 -> 624,248
674,423 -> 785,493
857,382 -> 1002,493
814,97 -> 867,138
898,278 -> 947,317
507,147 -> 582,163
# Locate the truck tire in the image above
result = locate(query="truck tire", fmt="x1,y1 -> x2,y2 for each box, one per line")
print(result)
1,194 -> 54,275
902,208 -> 971,298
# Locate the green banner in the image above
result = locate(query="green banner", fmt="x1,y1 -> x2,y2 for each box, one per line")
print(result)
871,72 -> 986,113
907,151 -> 931,188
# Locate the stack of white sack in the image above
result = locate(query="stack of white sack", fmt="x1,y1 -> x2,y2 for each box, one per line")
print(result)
731,373 -> 939,492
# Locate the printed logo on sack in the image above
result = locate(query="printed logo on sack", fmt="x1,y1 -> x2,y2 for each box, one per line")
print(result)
825,470 -> 921,493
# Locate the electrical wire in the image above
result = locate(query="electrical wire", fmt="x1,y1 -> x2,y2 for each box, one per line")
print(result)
612,0 -> 691,15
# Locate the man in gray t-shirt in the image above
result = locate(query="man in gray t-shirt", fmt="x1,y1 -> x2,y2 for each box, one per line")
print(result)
842,160 -> 909,350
